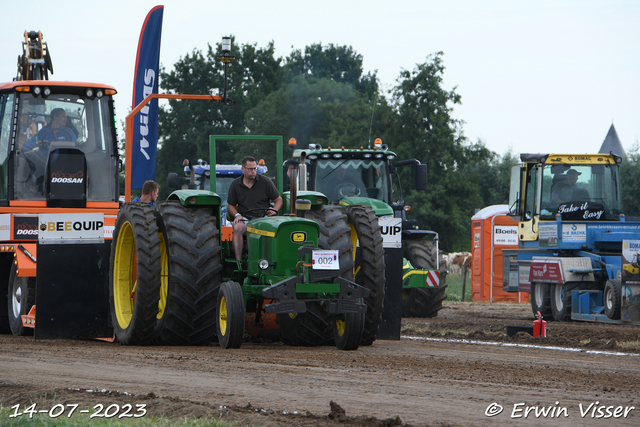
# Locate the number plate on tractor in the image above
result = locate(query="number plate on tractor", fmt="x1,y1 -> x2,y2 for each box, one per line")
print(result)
311,250 -> 339,270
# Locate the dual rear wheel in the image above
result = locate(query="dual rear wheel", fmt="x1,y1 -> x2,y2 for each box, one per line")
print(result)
109,202 -> 221,345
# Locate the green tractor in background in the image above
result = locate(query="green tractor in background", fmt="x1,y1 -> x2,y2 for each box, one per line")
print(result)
110,135 -> 374,350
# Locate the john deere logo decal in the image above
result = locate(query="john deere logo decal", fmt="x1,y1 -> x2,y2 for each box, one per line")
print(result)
291,232 -> 306,243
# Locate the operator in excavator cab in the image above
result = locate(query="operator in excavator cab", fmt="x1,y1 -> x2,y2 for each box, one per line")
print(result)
22,108 -> 77,153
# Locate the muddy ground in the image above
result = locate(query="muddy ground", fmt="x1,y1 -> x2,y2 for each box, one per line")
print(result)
1,302 -> 639,426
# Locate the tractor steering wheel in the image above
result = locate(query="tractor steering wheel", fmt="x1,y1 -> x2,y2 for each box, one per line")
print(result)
336,182 -> 360,198
242,208 -> 279,219
41,129 -> 75,147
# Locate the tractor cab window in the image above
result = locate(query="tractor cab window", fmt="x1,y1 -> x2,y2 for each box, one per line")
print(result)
0,94 -> 14,200
312,159 -> 389,203
540,163 -> 621,221
522,164 -> 538,221
14,93 -> 117,202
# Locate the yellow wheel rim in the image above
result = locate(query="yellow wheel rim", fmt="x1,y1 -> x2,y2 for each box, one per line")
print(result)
349,224 -> 361,277
336,315 -> 346,337
219,295 -> 228,336
402,289 -> 411,301
113,221 -> 135,329
288,313 -> 297,320
157,233 -> 168,319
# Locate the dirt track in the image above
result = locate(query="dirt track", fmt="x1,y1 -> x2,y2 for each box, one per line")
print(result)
1,302 -> 639,426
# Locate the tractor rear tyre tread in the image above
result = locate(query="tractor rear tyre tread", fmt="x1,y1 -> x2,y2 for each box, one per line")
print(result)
277,205 -> 354,346
154,201 -> 222,346
345,204 -> 385,345
109,203 -> 163,345
277,303 -> 333,346
402,240 -> 447,318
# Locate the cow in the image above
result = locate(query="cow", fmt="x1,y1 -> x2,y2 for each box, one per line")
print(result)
445,251 -> 471,275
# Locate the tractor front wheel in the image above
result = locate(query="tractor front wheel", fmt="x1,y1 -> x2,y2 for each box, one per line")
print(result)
216,281 -> 244,349
333,309 -> 365,351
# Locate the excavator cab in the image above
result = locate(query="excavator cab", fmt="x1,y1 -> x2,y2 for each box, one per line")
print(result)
10,88 -> 119,204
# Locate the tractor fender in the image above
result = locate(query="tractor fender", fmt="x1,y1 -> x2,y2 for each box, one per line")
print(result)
15,244 -> 37,277
167,189 -> 221,207
402,229 -> 438,242
338,197 -> 393,216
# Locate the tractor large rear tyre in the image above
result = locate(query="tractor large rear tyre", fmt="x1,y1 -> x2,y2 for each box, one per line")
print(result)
530,282 -> 552,319
109,204 -> 163,345
277,205 -> 354,346
154,202 -> 222,345
345,204 -> 385,346
402,240 -> 448,318
278,303 -> 332,346
7,263 -> 35,336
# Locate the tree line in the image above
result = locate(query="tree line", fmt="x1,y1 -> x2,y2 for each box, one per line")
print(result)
154,38 -> 636,252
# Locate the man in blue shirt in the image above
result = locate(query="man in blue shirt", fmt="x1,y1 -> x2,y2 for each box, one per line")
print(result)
133,180 -> 160,206
23,108 -> 77,152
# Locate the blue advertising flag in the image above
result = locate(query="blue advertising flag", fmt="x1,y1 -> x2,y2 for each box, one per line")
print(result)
131,5 -> 164,189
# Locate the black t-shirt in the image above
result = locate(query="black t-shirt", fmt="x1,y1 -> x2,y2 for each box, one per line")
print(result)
227,174 -> 280,215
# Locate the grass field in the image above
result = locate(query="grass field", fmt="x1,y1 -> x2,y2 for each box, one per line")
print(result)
443,271 -> 472,302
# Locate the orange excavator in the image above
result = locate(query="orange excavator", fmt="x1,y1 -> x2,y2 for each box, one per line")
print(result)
0,31 -> 120,338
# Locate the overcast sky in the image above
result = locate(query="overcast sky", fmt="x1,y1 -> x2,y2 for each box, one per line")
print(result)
2,1 -> 638,157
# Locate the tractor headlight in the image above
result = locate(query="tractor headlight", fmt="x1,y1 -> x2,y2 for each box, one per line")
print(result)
258,258 -> 270,270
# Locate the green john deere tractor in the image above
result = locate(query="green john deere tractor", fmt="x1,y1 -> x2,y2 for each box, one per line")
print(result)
287,138 -> 447,332
110,135 -> 373,350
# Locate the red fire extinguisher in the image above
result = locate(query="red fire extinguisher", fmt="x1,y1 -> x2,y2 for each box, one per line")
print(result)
533,311 -> 547,337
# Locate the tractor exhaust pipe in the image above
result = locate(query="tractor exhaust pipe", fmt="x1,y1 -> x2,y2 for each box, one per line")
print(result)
287,159 -> 299,215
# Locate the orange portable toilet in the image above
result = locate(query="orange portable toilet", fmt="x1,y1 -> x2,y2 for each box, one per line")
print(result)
471,205 -> 528,303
